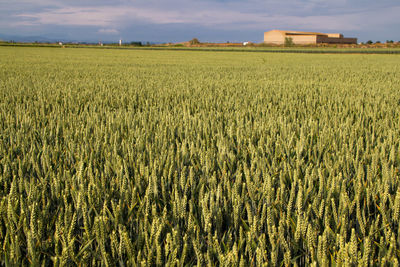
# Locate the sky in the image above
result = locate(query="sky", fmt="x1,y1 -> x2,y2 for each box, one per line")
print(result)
0,0 -> 399,43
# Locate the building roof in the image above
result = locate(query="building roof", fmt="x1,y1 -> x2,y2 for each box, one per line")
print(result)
266,30 -> 330,36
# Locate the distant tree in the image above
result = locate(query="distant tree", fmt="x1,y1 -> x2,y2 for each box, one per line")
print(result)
386,40 -> 394,44
284,37 -> 294,47
366,40 -> 373,44
375,40 -> 381,44
189,38 -> 200,45
130,41 -> 142,46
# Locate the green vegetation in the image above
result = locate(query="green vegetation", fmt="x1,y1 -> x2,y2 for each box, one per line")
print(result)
0,47 -> 400,265
284,37 -> 294,47
189,38 -> 201,45
129,42 -> 143,46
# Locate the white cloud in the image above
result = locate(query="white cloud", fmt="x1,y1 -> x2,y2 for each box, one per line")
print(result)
16,7 -> 117,26
98,28 -> 119,34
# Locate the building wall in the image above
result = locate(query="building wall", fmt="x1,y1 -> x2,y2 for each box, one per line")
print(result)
264,31 -> 285,44
264,31 -> 317,44
317,36 -> 357,44
264,30 -> 357,45
286,35 -> 317,44
327,33 -> 343,38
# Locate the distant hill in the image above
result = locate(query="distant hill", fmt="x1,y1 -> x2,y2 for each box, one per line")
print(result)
0,34 -> 63,43
0,33 -> 159,45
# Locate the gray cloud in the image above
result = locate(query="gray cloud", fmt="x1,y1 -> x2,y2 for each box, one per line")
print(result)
1,0 -> 399,42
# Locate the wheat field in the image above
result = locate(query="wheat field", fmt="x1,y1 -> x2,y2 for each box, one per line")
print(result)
0,47 -> 400,265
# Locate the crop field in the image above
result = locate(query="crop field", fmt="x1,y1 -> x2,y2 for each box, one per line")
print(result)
0,46 -> 400,265
3,42 -> 400,54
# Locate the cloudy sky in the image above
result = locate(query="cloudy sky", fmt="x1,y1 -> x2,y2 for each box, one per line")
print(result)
1,0 -> 399,43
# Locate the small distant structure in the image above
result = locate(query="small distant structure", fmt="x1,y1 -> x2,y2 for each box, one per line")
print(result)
119,39 -> 122,46
264,30 -> 357,45
58,42 -> 63,46
243,41 -> 250,46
